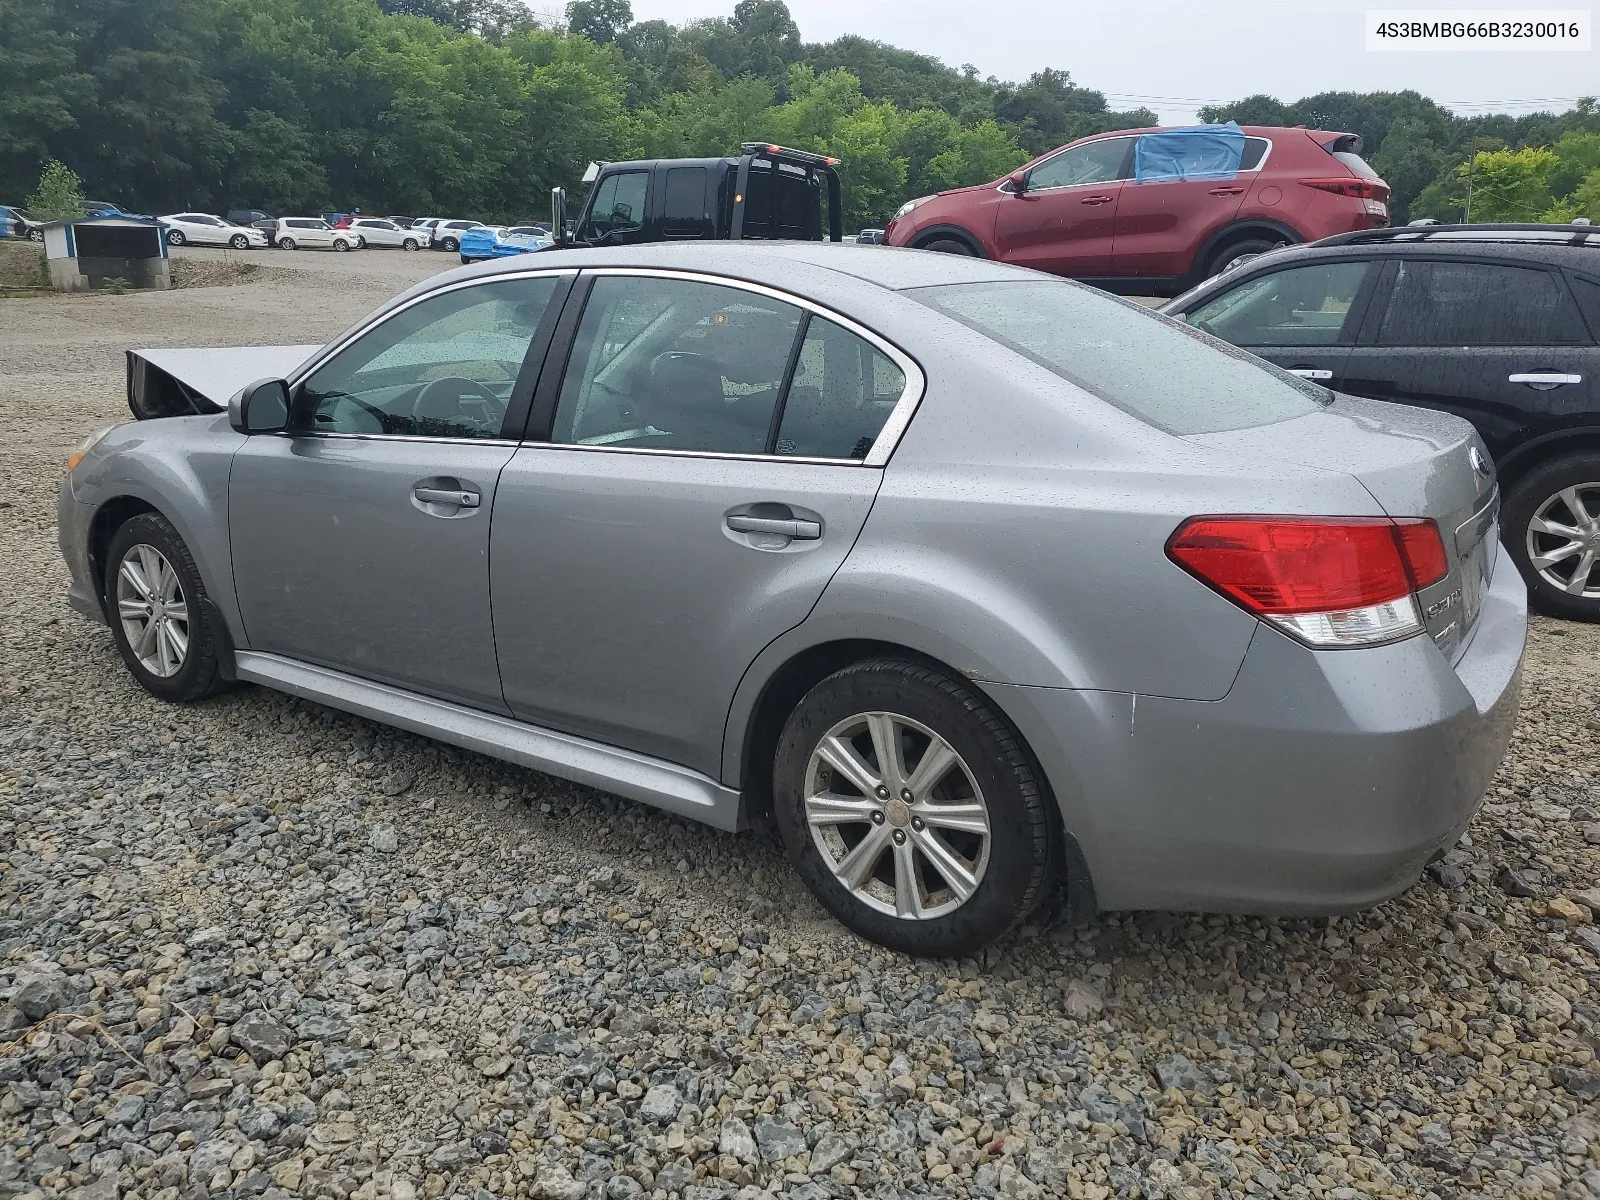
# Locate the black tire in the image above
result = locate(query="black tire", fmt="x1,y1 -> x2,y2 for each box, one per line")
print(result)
356,235 -> 367,248
1205,236 -> 1280,278
27,228 -> 43,242
441,236 -> 459,252
105,513 -> 229,703
460,255 -> 471,265
229,234 -> 249,249
403,237 -> 419,251
773,658 -> 1056,957
333,238 -> 350,252
278,236 -> 296,251
1504,452 -> 1600,622
166,229 -> 185,246
921,237 -> 975,256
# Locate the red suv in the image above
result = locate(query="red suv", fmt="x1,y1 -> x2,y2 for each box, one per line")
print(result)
884,125 -> 1389,295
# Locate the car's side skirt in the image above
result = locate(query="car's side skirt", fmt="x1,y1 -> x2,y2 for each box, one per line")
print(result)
233,652 -> 746,831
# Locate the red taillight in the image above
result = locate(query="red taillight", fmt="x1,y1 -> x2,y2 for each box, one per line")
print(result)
1167,517 -> 1448,648
1298,177 -> 1390,202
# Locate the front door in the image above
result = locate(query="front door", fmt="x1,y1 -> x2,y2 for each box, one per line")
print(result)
492,272 -> 914,776
1182,258 -> 1377,387
993,136 -> 1134,277
229,272 -> 567,710
1341,258 -> 1596,458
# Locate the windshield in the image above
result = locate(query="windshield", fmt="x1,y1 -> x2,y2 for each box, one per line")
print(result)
911,280 -> 1328,435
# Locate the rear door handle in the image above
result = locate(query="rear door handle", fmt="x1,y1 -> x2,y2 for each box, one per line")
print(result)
726,515 -> 820,539
1079,195 -> 1115,205
1288,368 -> 1334,380
1509,372 -> 1581,388
413,486 -> 480,507
1208,186 -> 1245,196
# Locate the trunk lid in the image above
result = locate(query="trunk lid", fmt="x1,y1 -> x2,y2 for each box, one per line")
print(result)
1186,395 -> 1499,661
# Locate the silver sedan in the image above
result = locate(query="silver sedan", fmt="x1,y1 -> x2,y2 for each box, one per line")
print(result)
58,243 -> 1525,957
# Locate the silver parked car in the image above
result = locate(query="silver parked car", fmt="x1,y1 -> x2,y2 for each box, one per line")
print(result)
58,243 -> 1525,957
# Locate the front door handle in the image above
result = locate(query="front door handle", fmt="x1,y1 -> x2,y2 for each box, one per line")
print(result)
1079,195 -> 1115,206
413,486 -> 480,508
726,515 -> 820,539
1288,368 -> 1334,380
1208,186 -> 1245,196
1509,372 -> 1581,389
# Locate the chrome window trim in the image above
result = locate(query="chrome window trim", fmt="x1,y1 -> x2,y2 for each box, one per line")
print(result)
570,267 -> 927,468
276,433 -> 521,448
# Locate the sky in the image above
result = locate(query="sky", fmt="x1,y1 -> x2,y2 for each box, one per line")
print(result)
626,0 -> 1598,124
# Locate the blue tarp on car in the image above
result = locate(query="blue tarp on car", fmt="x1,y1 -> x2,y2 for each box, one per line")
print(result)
1133,122 -> 1246,183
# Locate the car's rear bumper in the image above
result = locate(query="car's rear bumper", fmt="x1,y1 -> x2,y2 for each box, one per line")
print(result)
986,543 -> 1526,914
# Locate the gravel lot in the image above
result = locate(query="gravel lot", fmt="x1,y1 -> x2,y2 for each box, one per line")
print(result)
3,247 -> 1600,1200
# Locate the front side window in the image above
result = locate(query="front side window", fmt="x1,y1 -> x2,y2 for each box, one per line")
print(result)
299,276 -> 559,439
1378,260 -> 1587,347
1027,138 -> 1133,190
583,172 -> 648,241
1188,261 -> 1370,347
915,279 -> 1325,435
551,276 -> 802,454
776,318 -> 906,458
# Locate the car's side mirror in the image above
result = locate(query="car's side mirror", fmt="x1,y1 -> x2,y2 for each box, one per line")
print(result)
1008,171 -> 1029,195
551,187 -> 568,246
230,378 -> 290,434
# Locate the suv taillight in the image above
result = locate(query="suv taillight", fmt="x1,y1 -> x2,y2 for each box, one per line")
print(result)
1167,516 -> 1448,648
1298,177 -> 1391,202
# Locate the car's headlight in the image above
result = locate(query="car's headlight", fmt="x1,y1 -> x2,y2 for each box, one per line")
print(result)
67,425 -> 119,473
894,197 -> 932,219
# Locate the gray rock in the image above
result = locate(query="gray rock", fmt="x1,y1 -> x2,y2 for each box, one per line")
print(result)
718,1116 -> 759,1164
529,1029 -> 582,1056
808,1133 -> 851,1174
231,1013 -> 295,1062
1497,865 -> 1540,896
104,1093 -> 145,1126
296,1013 -> 350,1040
1555,1068 -> 1600,1100
753,1115 -> 806,1163
655,1161 -> 695,1195
369,823 -> 397,853
1155,1053 -> 1214,1094
12,975 -> 72,1022
191,1137 -> 242,1180
640,1084 -> 680,1123
604,1177 -> 641,1200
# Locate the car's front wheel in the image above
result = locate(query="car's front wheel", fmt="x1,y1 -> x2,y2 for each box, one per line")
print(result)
921,237 -> 975,256
229,234 -> 249,249
27,228 -> 43,242
1505,452 -> 1600,621
773,658 -> 1056,957
166,229 -> 186,246
333,238 -> 350,252
105,513 -> 228,702
403,237 -> 419,251
1205,236 -> 1286,278
277,236 -> 296,250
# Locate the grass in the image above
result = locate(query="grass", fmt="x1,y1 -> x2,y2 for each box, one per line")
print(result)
0,241 -> 48,292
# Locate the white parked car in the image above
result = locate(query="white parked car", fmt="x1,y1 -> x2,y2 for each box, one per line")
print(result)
348,218 -> 424,251
159,213 -> 267,249
411,218 -> 445,245
274,218 -> 358,252
428,219 -> 485,252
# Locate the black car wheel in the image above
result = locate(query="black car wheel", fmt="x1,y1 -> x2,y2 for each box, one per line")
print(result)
277,236 -> 296,250
441,236 -> 459,252
773,657 -> 1057,957
403,238 -> 419,251
166,229 -> 186,246
105,513 -> 229,703
921,237 -> 975,256
1505,452 -> 1600,621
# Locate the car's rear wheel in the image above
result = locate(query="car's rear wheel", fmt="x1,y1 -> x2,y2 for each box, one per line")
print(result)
403,238 -> 419,251
105,513 -> 228,702
229,234 -> 248,249
278,236 -> 296,251
166,229 -> 185,246
441,236 -> 459,252
921,237 -> 975,256
1505,453 -> 1600,621
1205,236 -> 1285,278
773,658 -> 1055,957
356,235 -> 367,248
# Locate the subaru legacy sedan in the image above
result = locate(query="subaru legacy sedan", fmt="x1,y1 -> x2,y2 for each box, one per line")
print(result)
58,243 -> 1524,957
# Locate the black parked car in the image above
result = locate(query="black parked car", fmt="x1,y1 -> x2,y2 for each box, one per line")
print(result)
226,208 -> 279,245
1162,224 -> 1600,621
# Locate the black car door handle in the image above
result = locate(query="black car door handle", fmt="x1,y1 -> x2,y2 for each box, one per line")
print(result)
726,515 -> 820,539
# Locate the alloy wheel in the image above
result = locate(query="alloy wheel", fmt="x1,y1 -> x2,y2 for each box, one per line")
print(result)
804,711 -> 990,920
1526,483 -> 1600,598
167,230 -> 184,246
116,544 -> 190,678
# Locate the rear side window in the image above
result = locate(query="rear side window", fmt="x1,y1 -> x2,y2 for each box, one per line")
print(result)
662,167 -> 710,238
777,318 -> 906,459
914,280 -> 1326,435
1571,276 -> 1600,340
1240,138 -> 1269,170
1377,261 -> 1586,346
1187,261 -> 1370,347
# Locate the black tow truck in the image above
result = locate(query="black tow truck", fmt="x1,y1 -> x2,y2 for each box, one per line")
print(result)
551,142 -> 844,248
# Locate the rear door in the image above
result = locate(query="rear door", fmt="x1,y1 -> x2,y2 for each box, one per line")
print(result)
1182,257 -> 1378,385
490,270 -> 917,777
993,136 -> 1134,277
1341,257 -> 1593,458
1112,135 -> 1267,280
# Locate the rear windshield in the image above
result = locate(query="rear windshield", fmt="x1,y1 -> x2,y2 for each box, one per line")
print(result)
912,280 -> 1328,435
1332,150 -> 1383,181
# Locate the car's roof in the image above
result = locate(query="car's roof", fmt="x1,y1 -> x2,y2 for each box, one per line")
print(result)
1243,234 -> 1599,272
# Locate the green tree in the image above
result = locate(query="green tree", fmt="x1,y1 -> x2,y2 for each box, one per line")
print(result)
565,0 -> 631,45
25,158 -> 84,219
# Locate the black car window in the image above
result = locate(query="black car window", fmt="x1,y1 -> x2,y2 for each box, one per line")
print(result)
776,318 -> 906,459
1187,261 -> 1369,347
662,166 -> 711,238
915,280 -> 1326,435
300,277 -> 558,439
1570,276 -> 1600,341
1378,260 -> 1587,347
584,172 -> 648,241
1028,138 -> 1133,190
1240,138 -> 1270,170
551,276 -> 803,454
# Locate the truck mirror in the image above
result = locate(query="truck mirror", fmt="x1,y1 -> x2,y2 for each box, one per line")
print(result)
551,187 -> 567,246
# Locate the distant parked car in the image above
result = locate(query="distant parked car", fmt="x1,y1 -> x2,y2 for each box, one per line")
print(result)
1162,222 -> 1600,620
273,218 -> 357,252
856,229 -> 885,244
384,215 -> 418,228
2,205 -> 44,241
885,124 -> 1390,296
82,200 -> 123,217
159,213 -> 268,249
458,225 -> 552,262
350,218 -> 424,250
226,209 -> 279,245
430,220 -> 485,252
